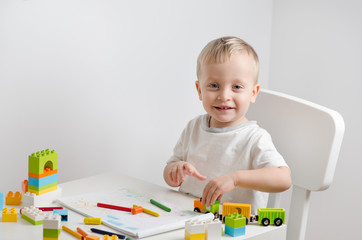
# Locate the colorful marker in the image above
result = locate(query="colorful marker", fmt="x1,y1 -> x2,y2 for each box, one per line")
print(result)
150,199 -> 171,212
84,217 -> 102,225
97,203 -> 132,212
62,225 -> 82,239
133,204 -> 160,217
90,228 -> 126,239
38,207 -> 63,211
76,227 -> 88,237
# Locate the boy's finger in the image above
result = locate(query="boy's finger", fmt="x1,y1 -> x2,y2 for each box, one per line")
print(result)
192,170 -> 207,181
177,164 -> 186,183
184,164 -> 207,180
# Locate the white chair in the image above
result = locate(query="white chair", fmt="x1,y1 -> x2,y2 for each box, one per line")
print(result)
246,89 -> 345,240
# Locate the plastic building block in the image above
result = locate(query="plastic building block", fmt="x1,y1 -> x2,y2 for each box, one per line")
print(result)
43,228 -> 61,238
29,174 -> 58,187
21,206 -> 46,225
43,215 -> 61,240
28,149 -> 58,196
185,219 -> 206,240
104,235 -> 119,240
43,213 -> 61,229
0,192 -> 3,210
205,218 -> 222,240
53,209 -> 68,222
28,149 -> 58,175
225,225 -> 245,237
224,213 -> 246,237
22,192 -> 38,207
28,185 -> 58,195
22,180 -> 28,193
2,208 -> 17,222
5,191 -> 22,205
225,212 -> 246,228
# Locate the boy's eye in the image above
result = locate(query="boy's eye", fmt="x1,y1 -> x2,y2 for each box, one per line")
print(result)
233,85 -> 243,90
208,83 -> 219,88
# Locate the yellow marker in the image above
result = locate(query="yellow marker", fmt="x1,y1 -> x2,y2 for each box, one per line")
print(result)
62,225 -> 82,239
84,217 -> 102,225
133,204 -> 160,217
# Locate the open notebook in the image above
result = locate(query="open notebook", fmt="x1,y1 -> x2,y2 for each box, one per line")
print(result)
57,187 -> 214,238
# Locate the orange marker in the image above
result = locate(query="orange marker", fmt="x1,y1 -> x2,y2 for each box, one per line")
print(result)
77,227 -> 88,237
131,206 -> 143,215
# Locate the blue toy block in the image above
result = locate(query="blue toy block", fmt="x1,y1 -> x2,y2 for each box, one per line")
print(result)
28,174 -> 58,187
225,225 -> 245,237
0,192 -> 3,210
53,209 -> 68,222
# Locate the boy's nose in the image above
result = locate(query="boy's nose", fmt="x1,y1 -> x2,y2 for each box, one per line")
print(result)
217,89 -> 231,101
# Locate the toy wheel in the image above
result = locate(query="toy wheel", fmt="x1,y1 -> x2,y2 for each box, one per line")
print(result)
194,208 -> 201,213
261,218 -> 270,226
245,218 -> 249,225
274,218 -> 283,226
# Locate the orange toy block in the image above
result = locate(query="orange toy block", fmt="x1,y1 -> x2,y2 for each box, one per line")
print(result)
5,191 -> 22,205
22,180 -> 28,193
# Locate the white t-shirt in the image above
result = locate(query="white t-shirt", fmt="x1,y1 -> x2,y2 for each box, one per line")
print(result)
167,114 -> 288,214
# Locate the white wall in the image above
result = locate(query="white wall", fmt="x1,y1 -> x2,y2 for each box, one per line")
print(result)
270,0 -> 362,239
0,0 -> 273,191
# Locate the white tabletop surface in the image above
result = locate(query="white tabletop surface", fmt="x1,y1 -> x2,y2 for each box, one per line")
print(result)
0,172 -> 286,240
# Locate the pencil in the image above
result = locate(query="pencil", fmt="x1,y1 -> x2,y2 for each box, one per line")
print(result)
150,199 -> 171,212
133,204 -> 160,217
62,225 -> 82,239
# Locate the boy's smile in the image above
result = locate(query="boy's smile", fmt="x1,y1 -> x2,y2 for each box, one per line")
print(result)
196,52 -> 260,128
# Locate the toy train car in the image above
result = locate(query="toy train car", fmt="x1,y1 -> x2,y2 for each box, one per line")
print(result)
193,198 -> 285,227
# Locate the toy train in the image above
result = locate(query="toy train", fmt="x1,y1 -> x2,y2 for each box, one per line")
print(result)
193,198 -> 285,227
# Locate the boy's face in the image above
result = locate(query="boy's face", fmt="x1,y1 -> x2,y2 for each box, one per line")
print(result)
196,53 -> 260,128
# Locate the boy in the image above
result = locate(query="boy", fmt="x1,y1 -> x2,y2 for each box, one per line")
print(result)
163,36 -> 291,214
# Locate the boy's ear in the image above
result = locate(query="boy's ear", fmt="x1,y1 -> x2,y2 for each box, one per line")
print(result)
195,80 -> 202,100
250,84 -> 260,103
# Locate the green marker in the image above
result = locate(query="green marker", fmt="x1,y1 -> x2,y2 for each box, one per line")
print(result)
150,199 -> 171,212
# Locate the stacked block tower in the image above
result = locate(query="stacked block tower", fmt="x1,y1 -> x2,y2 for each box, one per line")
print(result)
28,149 -> 58,195
225,212 -> 246,237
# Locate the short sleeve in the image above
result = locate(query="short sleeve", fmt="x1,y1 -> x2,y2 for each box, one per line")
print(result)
250,129 -> 289,169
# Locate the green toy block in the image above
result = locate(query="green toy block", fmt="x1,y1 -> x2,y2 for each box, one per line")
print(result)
43,228 -> 61,238
28,149 -> 58,175
225,213 -> 246,228
21,214 -> 43,225
28,182 -> 58,191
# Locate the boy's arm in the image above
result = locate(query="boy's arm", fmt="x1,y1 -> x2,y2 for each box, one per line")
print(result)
201,166 -> 291,207
163,161 -> 207,187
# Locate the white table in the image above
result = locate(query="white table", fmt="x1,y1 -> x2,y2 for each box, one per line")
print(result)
0,172 -> 286,239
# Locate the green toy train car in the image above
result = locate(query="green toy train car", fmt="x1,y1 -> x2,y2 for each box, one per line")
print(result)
256,208 -> 285,226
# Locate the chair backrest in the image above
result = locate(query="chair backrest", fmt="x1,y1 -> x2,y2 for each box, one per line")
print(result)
246,89 -> 345,240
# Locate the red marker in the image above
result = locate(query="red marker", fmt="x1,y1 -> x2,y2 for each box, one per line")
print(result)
97,203 -> 132,212
38,207 -> 63,211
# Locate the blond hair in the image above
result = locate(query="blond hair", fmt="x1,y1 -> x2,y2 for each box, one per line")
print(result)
196,36 -> 259,82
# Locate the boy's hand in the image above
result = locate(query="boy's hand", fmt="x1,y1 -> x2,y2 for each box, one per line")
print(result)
168,161 -> 207,186
201,174 -> 236,207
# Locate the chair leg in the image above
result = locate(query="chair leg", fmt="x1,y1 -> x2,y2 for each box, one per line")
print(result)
287,186 -> 311,240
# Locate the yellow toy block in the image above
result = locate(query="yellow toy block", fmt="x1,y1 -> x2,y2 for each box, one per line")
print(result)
185,231 -> 206,240
5,191 -> 22,205
2,208 -> 17,222
103,235 -> 119,240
